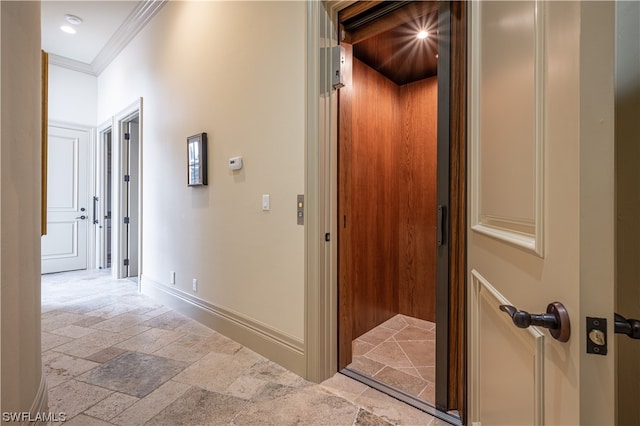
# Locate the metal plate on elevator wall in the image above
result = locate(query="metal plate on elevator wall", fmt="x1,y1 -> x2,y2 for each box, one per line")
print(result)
297,194 -> 304,225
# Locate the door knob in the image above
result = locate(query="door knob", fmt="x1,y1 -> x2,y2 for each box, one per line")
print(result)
614,313 -> 640,339
499,302 -> 571,342
76,215 -> 87,220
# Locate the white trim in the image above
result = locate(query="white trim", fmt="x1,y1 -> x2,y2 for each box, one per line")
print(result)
469,0 -> 546,257
305,0 -> 355,383
141,275 -> 305,376
92,0 -> 168,75
96,119 -> 114,270
113,99 -> 143,281
87,126 -> 97,270
48,0 -> 167,77
469,269 -> 545,426
48,53 -> 95,76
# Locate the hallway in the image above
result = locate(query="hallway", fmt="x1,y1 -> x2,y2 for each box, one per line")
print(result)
41,270 -> 442,425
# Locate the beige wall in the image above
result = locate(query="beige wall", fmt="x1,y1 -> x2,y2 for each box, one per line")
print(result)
97,1 -> 306,363
1,0 -> 45,415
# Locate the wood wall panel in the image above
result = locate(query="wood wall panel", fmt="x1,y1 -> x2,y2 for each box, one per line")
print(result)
398,77 -> 438,322
339,54 -> 438,368
349,58 -> 401,340
338,44 -> 354,370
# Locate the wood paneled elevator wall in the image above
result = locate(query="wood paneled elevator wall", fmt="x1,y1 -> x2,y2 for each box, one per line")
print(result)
339,51 -> 438,354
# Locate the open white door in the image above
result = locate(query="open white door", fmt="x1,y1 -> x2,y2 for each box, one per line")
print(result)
112,99 -> 142,280
467,2 -> 615,425
42,124 -> 91,274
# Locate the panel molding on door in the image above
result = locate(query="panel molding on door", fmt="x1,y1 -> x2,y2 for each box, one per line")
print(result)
41,222 -> 79,259
470,1 -> 546,257
42,124 -> 90,274
469,269 -> 544,426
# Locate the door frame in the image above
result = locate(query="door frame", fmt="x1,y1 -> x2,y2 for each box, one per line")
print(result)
305,0 -> 467,420
96,119 -> 113,270
437,1 -> 467,415
112,98 -> 143,281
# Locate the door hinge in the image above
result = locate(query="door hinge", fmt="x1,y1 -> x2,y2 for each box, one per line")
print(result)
124,133 -> 130,140
343,215 -> 347,228
124,174 -> 130,182
124,258 -> 130,266
124,217 -> 130,224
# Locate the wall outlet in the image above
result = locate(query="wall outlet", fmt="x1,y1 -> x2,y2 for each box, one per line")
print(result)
170,271 -> 176,285
192,278 -> 198,292
262,194 -> 270,211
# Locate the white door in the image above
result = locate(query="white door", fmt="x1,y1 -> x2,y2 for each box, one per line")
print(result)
127,120 -> 139,277
42,125 -> 90,274
467,2 -> 615,425
120,119 -> 139,278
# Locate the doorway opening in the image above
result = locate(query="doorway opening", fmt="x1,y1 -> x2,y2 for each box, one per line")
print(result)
97,126 -> 113,270
336,2 -> 466,423
108,99 -> 143,282
97,100 -> 143,281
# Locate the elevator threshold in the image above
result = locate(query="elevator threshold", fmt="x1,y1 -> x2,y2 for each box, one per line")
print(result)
340,368 -> 461,426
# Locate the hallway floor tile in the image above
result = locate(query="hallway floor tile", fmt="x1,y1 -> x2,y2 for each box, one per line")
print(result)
42,270 -> 440,425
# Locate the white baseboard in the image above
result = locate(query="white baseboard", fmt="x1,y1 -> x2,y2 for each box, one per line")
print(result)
140,275 -> 306,377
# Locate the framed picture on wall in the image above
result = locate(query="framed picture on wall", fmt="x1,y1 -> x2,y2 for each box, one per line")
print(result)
187,132 -> 208,186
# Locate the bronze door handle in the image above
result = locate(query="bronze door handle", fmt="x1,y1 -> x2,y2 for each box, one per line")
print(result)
499,302 -> 571,342
614,313 -> 640,339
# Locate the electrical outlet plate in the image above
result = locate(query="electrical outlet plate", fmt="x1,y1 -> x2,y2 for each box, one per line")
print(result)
192,278 -> 197,292
170,271 -> 176,285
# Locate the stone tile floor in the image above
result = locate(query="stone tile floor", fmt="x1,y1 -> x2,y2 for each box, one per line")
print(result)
349,315 -> 436,404
42,270 -> 446,425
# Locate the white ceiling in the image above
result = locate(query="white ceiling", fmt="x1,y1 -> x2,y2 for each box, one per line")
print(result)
42,1 -> 167,76
42,1 -> 140,64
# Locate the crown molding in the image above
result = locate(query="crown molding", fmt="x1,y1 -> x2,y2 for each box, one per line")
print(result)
48,53 -> 96,76
49,0 -> 168,76
92,0 -> 168,75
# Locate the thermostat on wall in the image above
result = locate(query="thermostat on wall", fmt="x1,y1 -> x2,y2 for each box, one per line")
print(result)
229,156 -> 243,171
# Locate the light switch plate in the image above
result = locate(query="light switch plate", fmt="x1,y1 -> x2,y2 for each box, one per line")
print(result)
262,194 -> 270,211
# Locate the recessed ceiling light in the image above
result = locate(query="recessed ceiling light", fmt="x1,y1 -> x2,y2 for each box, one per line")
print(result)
417,30 -> 429,40
60,25 -> 76,34
65,14 -> 83,25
